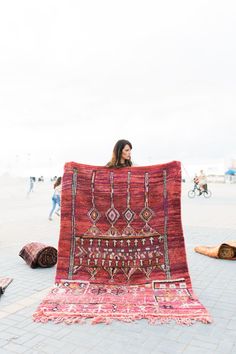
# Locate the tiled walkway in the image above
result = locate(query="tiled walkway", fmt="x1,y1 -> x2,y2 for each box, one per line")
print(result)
0,182 -> 235,353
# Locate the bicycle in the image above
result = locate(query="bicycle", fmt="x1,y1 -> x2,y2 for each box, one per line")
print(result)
188,184 -> 212,198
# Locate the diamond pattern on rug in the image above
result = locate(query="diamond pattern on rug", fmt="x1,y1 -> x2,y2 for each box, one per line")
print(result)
106,207 -> 120,225
33,161 -> 212,325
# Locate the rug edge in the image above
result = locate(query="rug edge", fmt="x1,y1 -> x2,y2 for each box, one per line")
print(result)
32,311 -> 212,326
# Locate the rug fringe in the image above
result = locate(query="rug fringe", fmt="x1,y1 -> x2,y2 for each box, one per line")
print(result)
33,311 -> 212,326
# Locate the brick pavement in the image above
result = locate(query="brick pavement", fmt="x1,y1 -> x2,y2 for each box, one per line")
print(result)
0,182 -> 236,353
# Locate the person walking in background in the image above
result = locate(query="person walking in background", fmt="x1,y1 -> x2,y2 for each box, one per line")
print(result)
27,177 -> 36,197
48,177 -> 62,221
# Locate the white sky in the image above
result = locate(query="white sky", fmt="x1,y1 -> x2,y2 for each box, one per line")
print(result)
1,1 -> 236,176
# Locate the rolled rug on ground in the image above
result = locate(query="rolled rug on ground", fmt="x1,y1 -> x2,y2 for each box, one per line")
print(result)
194,241 -> 236,260
0,277 -> 13,295
19,242 -> 57,268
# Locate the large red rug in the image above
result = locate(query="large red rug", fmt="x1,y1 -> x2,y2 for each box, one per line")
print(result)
33,161 -> 211,324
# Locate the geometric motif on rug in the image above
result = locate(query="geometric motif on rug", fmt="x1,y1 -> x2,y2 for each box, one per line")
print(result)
33,161 -> 212,325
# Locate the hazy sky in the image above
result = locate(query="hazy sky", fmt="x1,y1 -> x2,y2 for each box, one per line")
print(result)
1,1 -> 236,176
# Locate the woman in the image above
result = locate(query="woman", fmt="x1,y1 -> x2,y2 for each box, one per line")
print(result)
48,177 -> 62,220
106,139 -> 133,168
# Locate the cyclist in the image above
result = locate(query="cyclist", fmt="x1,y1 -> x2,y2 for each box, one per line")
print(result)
198,170 -> 208,195
193,174 -> 199,191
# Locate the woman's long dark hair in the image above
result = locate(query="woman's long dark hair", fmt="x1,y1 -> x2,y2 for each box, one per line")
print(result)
107,139 -> 133,168
54,177 -> 61,189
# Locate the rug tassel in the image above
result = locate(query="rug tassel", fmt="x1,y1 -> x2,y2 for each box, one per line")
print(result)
33,311 -> 212,325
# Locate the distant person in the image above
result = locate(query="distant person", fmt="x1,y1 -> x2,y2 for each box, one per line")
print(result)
106,139 -> 133,168
38,176 -> 44,182
193,174 -> 199,191
48,177 -> 62,221
198,170 -> 208,194
27,177 -> 36,196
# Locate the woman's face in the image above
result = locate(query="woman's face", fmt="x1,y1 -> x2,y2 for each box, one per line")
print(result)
121,144 -> 131,161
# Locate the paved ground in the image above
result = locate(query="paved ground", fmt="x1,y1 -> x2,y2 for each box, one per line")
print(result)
0,179 -> 236,353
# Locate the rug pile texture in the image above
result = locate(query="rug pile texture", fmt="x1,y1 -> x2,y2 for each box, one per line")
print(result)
33,161 -> 211,325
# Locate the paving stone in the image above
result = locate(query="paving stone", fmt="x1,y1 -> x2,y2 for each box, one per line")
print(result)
227,319 -> 236,330
56,343 -> 83,354
47,326 -> 73,339
15,318 -> 35,329
12,332 -> 38,346
22,335 -> 47,349
182,346 -> 214,354
176,332 -> 194,345
2,342 -> 29,353
216,339 -> 235,353
222,328 -> 236,340
4,327 -> 28,337
230,344 -> 236,354
0,331 -> 18,341
63,331 -> 103,348
152,339 -> 187,353
189,339 -> 217,351
0,339 -> 8,348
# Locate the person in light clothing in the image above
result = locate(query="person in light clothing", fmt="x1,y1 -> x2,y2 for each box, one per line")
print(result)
48,177 -> 62,220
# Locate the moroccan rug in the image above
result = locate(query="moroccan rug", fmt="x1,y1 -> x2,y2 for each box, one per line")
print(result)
0,277 -> 13,295
33,161 -> 211,325
19,242 -> 57,268
195,241 -> 236,260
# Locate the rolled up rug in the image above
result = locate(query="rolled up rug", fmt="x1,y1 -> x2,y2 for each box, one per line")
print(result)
0,277 -> 13,295
194,241 -> 236,260
19,242 -> 57,268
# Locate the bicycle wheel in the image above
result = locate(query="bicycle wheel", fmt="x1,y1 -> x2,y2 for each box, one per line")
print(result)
203,190 -> 212,198
188,190 -> 195,198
